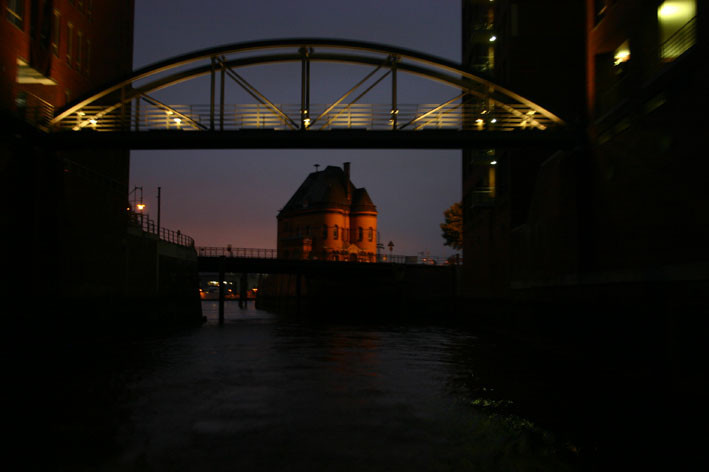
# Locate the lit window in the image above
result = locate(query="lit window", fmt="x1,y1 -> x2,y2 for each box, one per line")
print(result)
51,10 -> 60,56
614,40 -> 631,66
658,1 -> 697,59
6,0 -> 24,29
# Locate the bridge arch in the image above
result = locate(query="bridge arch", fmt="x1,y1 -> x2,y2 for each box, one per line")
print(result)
49,38 -> 566,136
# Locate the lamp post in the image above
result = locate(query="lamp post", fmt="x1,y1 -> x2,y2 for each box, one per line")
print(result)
129,186 -> 145,227
387,241 -> 394,262
156,186 -> 161,296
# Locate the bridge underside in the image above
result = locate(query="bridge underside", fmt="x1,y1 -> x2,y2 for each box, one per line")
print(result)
48,129 -> 578,150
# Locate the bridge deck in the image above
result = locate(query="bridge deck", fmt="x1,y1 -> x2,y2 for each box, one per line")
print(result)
48,128 -> 579,150
198,256 -> 455,275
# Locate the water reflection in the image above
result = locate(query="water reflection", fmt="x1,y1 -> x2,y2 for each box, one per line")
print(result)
28,302 -> 585,471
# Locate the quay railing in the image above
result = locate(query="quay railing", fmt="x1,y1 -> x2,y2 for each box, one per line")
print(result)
128,212 -> 194,248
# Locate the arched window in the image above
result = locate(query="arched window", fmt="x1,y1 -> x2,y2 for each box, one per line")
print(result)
322,224 -> 328,240
358,227 -> 363,241
368,227 -> 373,242
333,225 -> 339,240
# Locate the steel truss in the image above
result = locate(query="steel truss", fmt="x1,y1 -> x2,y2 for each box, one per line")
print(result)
48,39 -> 566,135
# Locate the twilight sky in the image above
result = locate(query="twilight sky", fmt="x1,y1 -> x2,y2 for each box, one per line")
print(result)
130,0 -> 462,258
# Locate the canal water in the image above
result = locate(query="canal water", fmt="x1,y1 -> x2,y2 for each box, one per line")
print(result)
16,302 -> 687,471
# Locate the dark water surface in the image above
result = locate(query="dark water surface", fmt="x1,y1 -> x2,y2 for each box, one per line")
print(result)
14,302 -> 691,471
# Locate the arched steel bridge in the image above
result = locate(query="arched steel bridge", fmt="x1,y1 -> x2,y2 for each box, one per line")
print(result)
47,39 -> 576,149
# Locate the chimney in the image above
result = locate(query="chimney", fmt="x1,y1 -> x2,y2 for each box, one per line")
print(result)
343,162 -> 351,200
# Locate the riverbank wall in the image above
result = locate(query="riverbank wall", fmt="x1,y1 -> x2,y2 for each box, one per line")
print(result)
255,263 -> 461,320
2,116 -> 202,339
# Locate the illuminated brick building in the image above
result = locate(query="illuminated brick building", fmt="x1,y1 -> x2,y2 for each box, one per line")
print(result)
277,163 -> 378,262
1,0 -> 134,113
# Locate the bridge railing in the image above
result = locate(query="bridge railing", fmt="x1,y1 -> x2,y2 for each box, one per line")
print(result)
198,247 -> 277,258
54,102 -> 556,133
197,247 -> 460,265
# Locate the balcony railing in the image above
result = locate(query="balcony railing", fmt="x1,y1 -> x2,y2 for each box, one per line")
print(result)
595,16 -> 697,119
660,16 -> 697,60
17,93 -> 54,129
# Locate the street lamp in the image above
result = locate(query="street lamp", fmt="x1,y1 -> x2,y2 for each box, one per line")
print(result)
128,186 -> 144,210
128,186 -> 145,226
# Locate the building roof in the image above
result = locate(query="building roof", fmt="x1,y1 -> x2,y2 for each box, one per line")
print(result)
279,165 -> 377,215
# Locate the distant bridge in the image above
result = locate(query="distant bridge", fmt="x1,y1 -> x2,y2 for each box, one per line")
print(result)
40,38 -> 577,150
196,246 -> 458,324
196,246 -> 454,274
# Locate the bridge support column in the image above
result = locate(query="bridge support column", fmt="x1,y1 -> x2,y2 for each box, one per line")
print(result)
300,47 -> 311,129
391,56 -> 398,130
210,56 -> 216,130
220,57 -> 225,131
239,272 -> 248,309
218,256 -> 225,325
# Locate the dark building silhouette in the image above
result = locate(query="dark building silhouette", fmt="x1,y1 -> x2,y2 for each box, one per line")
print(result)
2,1 -> 200,328
461,0 -> 707,306
462,0 -> 586,297
461,5 -> 708,468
